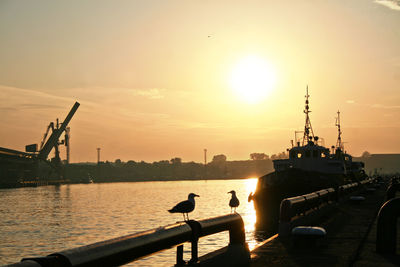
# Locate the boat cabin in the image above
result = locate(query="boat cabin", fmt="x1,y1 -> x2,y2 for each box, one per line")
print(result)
273,140 -> 346,175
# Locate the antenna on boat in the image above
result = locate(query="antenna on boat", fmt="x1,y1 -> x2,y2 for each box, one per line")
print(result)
335,110 -> 343,150
294,130 -> 303,146
302,85 -> 315,146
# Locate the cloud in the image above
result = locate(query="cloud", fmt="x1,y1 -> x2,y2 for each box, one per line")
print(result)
346,100 -> 355,104
374,0 -> 400,11
0,85 -> 75,103
371,103 -> 400,109
388,56 -> 400,67
0,85 -> 77,113
19,103 -> 63,110
130,88 -> 164,99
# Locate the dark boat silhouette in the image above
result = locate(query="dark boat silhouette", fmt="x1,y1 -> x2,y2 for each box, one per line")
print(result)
249,87 -> 366,230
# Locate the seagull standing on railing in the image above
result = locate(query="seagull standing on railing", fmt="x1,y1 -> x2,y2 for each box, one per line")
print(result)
228,190 -> 240,213
168,193 -> 199,221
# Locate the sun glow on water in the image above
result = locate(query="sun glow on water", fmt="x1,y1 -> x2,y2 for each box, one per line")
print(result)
244,177 -> 258,250
230,56 -> 277,104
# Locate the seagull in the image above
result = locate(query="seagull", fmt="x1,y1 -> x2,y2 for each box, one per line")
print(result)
228,190 -> 240,213
168,193 -> 199,221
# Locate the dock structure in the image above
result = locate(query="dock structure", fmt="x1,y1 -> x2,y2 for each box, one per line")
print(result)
250,179 -> 400,266
0,102 -> 79,188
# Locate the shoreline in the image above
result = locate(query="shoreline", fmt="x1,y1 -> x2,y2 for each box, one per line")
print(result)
0,176 -> 258,190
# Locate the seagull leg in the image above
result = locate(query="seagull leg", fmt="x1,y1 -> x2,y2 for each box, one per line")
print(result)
182,213 -> 186,221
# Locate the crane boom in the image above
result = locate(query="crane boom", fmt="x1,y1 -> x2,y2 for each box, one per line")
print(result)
38,102 -> 80,160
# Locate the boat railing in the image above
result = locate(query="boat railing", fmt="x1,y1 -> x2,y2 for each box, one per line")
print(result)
279,177 -> 377,236
6,213 -> 249,267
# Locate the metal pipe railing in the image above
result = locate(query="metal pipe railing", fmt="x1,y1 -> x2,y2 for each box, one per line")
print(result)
198,213 -> 245,244
386,177 -> 400,200
5,213 -> 247,267
279,177 -> 375,236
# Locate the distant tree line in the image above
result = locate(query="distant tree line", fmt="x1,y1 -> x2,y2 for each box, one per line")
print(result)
250,152 -> 288,160
41,151 -> 400,183
63,153 -> 281,183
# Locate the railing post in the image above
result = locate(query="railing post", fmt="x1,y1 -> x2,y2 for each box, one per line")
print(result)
228,216 -> 246,245
376,197 -> 400,254
279,199 -> 292,237
186,220 -> 202,264
175,245 -> 185,266
190,239 -> 198,264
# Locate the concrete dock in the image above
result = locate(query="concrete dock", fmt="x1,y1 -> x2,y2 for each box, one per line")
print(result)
250,183 -> 400,266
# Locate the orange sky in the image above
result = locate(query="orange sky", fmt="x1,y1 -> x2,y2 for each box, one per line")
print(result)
0,0 -> 400,163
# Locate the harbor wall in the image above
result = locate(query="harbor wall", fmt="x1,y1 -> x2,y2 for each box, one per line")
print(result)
354,154 -> 400,175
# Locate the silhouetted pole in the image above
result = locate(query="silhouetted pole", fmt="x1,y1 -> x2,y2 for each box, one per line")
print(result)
204,149 -> 207,179
97,148 -> 101,164
96,148 -> 101,180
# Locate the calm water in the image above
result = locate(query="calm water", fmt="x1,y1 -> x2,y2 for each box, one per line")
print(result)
0,178 -> 262,266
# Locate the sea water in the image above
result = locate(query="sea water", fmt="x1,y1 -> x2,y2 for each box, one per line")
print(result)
0,178 -> 264,266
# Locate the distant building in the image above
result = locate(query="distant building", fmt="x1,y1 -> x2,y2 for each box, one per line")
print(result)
355,154 -> 400,174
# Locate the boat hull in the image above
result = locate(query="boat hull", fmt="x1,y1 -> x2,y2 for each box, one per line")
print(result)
250,168 -> 356,231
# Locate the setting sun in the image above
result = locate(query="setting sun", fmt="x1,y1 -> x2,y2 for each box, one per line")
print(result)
229,56 -> 277,104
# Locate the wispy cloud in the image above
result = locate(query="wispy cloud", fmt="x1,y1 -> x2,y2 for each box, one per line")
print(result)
388,56 -> 400,67
0,85 -> 76,103
371,103 -> 400,109
374,0 -> 400,11
130,88 -> 164,99
341,100 -> 400,110
0,85 -> 77,113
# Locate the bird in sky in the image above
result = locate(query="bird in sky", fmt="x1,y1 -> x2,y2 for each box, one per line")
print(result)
228,190 -> 240,213
168,193 -> 200,221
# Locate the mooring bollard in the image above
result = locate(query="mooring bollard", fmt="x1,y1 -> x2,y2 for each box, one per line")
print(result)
291,226 -> 326,247
386,183 -> 400,200
376,197 -> 400,254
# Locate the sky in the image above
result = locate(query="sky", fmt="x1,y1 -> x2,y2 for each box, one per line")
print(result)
0,0 -> 400,163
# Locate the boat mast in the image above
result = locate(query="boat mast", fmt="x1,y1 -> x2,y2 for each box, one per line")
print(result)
302,85 -> 315,145
335,110 -> 343,150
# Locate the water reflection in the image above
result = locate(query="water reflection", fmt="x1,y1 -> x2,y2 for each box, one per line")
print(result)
0,178 -> 269,266
243,178 -> 258,250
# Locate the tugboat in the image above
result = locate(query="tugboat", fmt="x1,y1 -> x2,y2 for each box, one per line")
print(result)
249,87 -> 366,230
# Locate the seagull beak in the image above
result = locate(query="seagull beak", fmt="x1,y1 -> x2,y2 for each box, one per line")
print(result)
195,194 -> 200,197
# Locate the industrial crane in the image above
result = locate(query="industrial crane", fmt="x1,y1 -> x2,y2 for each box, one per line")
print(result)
0,102 -> 79,186
36,102 -> 80,179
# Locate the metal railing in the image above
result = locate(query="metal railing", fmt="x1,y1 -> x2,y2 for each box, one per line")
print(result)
376,197 -> 400,254
279,177 -> 376,236
5,213 -> 248,267
386,177 -> 400,200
